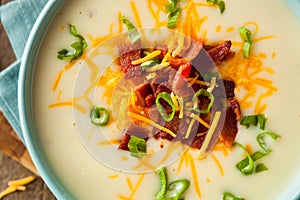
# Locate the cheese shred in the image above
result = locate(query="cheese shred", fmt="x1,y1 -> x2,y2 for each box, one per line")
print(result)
188,153 -> 202,198
132,50 -> 161,65
198,111 -> 221,159
0,176 -> 35,199
190,113 -> 210,128
211,154 -> 225,176
185,118 -> 196,138
52,70 -> 63,92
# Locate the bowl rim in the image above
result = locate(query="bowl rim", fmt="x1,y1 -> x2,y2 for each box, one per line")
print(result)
18,0 -> 74,199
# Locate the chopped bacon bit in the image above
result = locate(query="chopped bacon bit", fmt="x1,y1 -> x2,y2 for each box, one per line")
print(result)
169,57 -> 190,69
190,134 -> 206,149
134,83 -> 152,107
220,107 -> 238,146
223,80 -> 235,98
229,98 -> 242,121
124,65 -> 143,79
145,94 -> 156,107
154,82 -> 172,96
118,133 -> 131,151
207,40 -> 232,63
119,43 -> 142,73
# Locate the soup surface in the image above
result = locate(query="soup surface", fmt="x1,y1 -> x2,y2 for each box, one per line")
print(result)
33,0 -> 300,199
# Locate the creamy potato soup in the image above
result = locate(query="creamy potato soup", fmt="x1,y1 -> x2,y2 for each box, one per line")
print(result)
33,0 -> 300,199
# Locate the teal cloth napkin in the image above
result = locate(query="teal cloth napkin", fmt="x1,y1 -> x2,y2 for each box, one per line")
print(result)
0,0 -> 48,142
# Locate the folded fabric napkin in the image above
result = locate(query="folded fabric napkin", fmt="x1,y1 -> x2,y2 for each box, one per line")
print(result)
0,0 -> 48,142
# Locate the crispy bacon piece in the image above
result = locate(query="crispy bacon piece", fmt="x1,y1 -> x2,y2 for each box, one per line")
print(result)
119,44 -> 142,73
229,98 -> 241,121
207,40 -> 232,63
190,135 -> 206,149
118,133 -> 131,151
223,80 -> 235,98
169,57 -> 189,69
124,66 -> 143,79
154,82 -> 172,96
220,107 -> 238,146
145,94 -> 156,107
154,115 -> 181,141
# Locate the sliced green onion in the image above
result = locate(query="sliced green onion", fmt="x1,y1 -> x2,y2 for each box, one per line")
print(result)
141,60 -> 157,70
164,0 -> 179,13
164,0 -> 182,28
256,132 -> 279,153
90,106 -> 110,126
120,15 -> 141,44
239,27 -> 252,58
242,42 -> 252,58
217,1 -> 225,13
255,163 -> 269,173
240,114 -> 267,130
167,8 -> 182,29
192,89 -> 215,114
156,167 -> 168,200
257,114 -> 267,130
57,24 -> 87,62
128,135 -> 147,158
164,179 -> 190,200
240,115 -> 257,128
155,92 -> 176,122
223,192 -> 244,200
140,55 -> 162,71
206,0 -> 226,14
155,167 -> 190,200
236,151 -> 267,173
234,142 -> 255,175
240,27 -> 252,42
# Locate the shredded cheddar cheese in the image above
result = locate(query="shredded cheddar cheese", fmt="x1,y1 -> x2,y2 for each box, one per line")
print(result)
176,150 -> 189,174
52,70 -> 63,92
245,144 -> 253,154
130,173 -> 145,199
161,49 -> 172,64
178,96 -> 184,119
64,60 -> 76,71
211,154 -> 224,176
170,92 -> 180,111
97,139 -> 121,146
190,113 -> 210,128
215,25 -> 222,32
188,153 -> 202,198
0,176 -> 35,199
126,178 -> 134,191
185,118 -> 196,138
145,62 -> 170,72
109,174 -> 119,179
132,50 -> 161,65
98,67 -> 124,105
207,76 -> 216,93
226,26 -> 235,32
130,1 -> 143,28
198,111 -> 221,159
